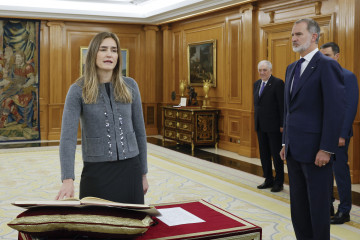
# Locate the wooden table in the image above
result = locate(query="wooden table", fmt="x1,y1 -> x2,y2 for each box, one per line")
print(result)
162,106 -> 220,151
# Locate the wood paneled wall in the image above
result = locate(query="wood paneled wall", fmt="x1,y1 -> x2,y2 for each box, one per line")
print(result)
160,0 -> 360,183
161,4 -> 259,157
33,0 -> 360,182
39,21 -> 162,140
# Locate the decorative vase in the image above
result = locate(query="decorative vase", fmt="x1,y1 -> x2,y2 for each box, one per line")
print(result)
202,79 -> 212,108
179,80 -> 187,97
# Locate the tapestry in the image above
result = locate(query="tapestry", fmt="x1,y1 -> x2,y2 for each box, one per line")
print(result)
0,19 -> 40,141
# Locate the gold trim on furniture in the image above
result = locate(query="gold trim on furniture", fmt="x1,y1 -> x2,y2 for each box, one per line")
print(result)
164,129 -> 176,140
162,106 -> 219,150
165,109 -> 176,119
179,112 -> 191,121
165,119 -> 177,129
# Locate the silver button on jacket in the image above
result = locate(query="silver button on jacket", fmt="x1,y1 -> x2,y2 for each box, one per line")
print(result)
59,77 -> 147,181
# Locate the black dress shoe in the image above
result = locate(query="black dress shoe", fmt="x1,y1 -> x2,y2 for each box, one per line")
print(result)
331,211 -> 350,224
330,205 -> 334,217
257,181 -> 273,189
271,185 -> 283,192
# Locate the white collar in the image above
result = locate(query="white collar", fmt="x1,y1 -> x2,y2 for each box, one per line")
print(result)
302,48 -> 318,62
261,75 -> 271,84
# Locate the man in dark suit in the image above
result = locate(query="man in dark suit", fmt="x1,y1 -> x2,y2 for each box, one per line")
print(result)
320,42 -> 358,224
280,19 -> 345,239
253,60 -> 284,192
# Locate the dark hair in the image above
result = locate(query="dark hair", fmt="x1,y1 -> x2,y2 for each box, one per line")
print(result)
320,42 -> 340,55
295,18 -> 321,43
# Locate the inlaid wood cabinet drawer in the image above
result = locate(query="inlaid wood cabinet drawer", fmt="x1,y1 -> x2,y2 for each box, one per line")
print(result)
162,106 -> 219,151
165,119 -> 177,129
178,132 -> 192,143
164,109 -> 177,119
178,111 -> 192,121
164,129 -> 177,140
177,122 -> 193,132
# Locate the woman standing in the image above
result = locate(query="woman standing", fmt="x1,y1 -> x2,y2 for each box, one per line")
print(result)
56,32 -> 148,204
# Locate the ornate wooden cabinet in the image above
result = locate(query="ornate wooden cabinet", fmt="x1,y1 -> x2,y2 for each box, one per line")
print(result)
162,106 -> 220,151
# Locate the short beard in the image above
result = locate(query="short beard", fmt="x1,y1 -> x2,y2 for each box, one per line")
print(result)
292,40 -> 311,53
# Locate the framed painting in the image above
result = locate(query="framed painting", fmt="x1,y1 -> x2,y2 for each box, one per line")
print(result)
0,19 -> 41,142
187,40 -> 216,87
121,49 -> 129,77
80,46 -> 88,76
80,47 -> 129,77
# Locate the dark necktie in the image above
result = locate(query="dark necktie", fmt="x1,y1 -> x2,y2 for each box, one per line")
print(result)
291,58 -> 305,95
259,81 -> 266,96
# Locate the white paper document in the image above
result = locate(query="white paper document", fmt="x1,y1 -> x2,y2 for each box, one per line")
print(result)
173,97 -> 187,107
157,207 -> 205,226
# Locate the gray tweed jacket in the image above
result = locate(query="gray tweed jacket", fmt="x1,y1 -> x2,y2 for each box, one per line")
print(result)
59,77 -> 147,181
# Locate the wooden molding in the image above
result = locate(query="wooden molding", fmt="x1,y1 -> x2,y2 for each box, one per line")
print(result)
259,0 -> 323,24
143,25 -> 159,32
161,25 -> 171,31
269,11 -> 275,23
46,21 -> 65,28
260,13 -> 334,31
315,1 -> 322,15
259,0 -> 321,13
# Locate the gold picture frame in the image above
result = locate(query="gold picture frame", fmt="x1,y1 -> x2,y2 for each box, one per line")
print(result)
121,49 -> 129,77
80,47 -> 129,76
187,39 -> 216,87
80,46 -> 88,76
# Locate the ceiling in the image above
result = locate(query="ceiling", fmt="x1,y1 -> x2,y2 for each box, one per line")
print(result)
0,0 -> 252,24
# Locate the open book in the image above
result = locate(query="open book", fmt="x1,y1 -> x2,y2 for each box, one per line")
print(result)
12,197 -> 160,215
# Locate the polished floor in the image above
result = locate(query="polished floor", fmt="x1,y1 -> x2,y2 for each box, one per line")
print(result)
2,143 -> 360,239
147,136 -> 360,207
0,136 -> 359,206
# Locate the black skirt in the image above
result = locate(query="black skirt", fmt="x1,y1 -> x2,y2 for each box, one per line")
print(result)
79,155 -> 144,204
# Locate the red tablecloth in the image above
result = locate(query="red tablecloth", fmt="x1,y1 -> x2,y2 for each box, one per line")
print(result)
137,199 -> 262,239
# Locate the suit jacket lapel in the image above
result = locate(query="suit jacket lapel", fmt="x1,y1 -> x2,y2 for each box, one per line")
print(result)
259,76 -> 274,100
285,63 -> 296,104
258,75 -> 274,101
291,51 -> 320,100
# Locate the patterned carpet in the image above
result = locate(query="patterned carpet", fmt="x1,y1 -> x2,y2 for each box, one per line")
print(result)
1,143 -> 360,239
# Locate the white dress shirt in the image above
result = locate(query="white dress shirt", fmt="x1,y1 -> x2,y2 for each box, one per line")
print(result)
290,48 -> 319,92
